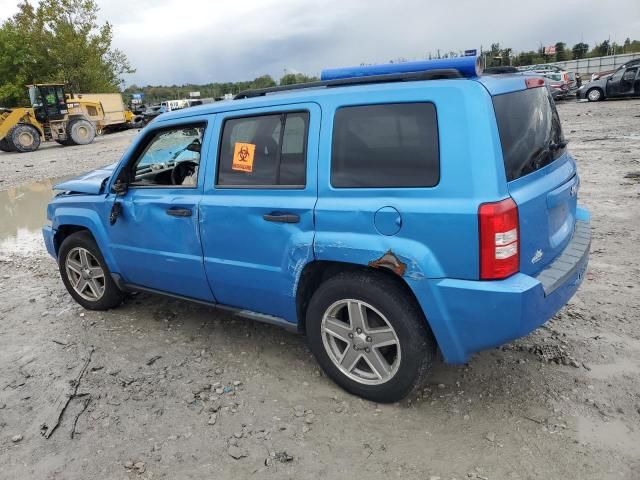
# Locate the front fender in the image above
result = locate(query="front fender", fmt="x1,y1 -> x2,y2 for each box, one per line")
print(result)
51,204 -> 119,273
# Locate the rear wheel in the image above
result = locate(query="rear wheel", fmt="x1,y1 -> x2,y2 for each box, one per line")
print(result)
58,231 -> 125,310
306,271 -> 436,403
9,124 -> 41,152
587,88 -> 603,102
66,118 -> 96,145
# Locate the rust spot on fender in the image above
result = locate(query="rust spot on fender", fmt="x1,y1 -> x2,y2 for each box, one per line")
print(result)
368,250 -> 407,276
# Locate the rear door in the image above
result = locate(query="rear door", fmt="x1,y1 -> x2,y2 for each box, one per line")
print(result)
493,85 -> 578,276
199,103 -> 320,322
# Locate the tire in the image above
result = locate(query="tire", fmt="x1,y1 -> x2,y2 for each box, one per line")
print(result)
0,137 -> 14,152
306,270 -> 436,403
586,88 -> 603,102
9,124 -> 41,152
58,231 -> 124,310
66,118 -> 96,145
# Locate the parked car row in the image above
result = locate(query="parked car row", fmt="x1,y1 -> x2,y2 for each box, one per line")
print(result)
518,64 -> 581,99
484,66 -> 575,100
131,99 -> 214,125
486,58 -> 640,103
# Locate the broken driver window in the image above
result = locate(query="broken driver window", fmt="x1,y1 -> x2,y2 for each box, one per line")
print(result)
130,124 -> 205,187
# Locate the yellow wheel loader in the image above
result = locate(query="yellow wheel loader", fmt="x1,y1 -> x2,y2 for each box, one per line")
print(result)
0,84 -> 139,153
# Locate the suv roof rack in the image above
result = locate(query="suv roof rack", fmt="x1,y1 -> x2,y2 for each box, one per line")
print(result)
234,68 -> 463,100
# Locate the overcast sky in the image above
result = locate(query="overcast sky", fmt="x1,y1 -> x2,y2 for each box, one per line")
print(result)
1,0 -> 639,86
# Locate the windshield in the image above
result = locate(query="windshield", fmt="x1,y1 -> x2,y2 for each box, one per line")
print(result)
28,86 -> 40,106
135,127 -> 203,171
493,87 -> 566,181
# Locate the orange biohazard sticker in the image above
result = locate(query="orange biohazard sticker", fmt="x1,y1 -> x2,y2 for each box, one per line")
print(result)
232,142 -> 256,172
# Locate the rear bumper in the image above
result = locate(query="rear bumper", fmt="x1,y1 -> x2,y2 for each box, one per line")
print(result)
414,208 -> 591,363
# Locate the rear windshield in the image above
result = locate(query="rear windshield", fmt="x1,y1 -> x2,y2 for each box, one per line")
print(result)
493,87 -> 565,181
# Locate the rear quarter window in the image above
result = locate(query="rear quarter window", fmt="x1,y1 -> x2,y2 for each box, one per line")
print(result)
331,103 -> 439,188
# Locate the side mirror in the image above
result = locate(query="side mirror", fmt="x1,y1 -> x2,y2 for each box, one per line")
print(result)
112,179 -> 128,196
186,140 -> 201,153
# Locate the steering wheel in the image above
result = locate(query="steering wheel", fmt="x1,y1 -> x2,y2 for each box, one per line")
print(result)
171,161 -> 198,185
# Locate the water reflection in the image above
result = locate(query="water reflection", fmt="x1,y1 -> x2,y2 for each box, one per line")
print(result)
0,176 -> 69,254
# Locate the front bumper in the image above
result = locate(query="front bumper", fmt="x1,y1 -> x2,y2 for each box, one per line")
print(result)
414,208 -> 591,363
42,225 -> 56,259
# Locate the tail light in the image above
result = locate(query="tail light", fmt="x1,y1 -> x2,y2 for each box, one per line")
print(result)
479,198 -> 519,280
525,77 -> 545,88
563,72 -> 569,82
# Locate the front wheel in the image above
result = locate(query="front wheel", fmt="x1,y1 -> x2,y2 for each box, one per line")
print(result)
587,88 -> 603,102
306,271 -> 436,403
58,231 -> 124,310
9,124 -> 41,152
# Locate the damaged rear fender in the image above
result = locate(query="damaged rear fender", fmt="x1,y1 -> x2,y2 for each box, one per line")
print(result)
313,233 -> 443,280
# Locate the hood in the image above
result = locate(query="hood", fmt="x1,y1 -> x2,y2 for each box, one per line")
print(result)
54,162 -> 118,194
580,77 -> 608,90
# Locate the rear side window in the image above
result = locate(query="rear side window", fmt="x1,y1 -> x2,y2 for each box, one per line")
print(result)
217,111 -> 309,187
493,87 -> 565,181
331,103 -> 439,188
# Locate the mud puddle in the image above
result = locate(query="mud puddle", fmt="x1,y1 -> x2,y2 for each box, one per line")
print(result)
0,176 -> 69,255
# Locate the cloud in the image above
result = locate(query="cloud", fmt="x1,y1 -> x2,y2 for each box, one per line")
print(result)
2,0 -> 639,86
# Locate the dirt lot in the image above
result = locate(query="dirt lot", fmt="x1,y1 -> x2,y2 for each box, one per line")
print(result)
0,99 -> 639,480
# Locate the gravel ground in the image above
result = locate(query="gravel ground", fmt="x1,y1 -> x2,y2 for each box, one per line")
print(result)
0,99 -> 639,479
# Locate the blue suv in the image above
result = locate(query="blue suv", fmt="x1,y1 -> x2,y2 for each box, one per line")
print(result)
43,57 -> 590,402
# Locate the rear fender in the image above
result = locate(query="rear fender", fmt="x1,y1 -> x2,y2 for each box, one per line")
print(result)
314,233 -> 457,356
314,233 -> 443,280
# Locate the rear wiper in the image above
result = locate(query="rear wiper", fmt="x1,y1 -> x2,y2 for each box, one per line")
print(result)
522,140 -> 567,176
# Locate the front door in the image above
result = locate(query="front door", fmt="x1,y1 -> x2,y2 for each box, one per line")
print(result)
199,103 -> 320,322
107,119 -> 214,301
619,66 -> 639,96
607,67 -> 638,97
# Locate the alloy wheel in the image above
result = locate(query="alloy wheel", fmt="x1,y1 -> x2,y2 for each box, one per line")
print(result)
321,299 -> 401,385
65,247 -> 106,301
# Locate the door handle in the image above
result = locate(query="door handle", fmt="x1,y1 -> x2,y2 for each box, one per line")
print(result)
263,212 -> 300,224
166,207 -> 192,217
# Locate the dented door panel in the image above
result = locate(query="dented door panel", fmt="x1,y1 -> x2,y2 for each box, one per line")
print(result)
199,103 -> 321,322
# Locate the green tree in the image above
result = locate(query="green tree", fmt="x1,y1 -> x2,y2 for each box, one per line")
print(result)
594,40 -> 610,57
501,47 -> 513,66
279,73 -> 319,86
571,42 -> 589,59
250,75 -> 277,89
554,42 -> 568,61
0,0 -> 134,107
